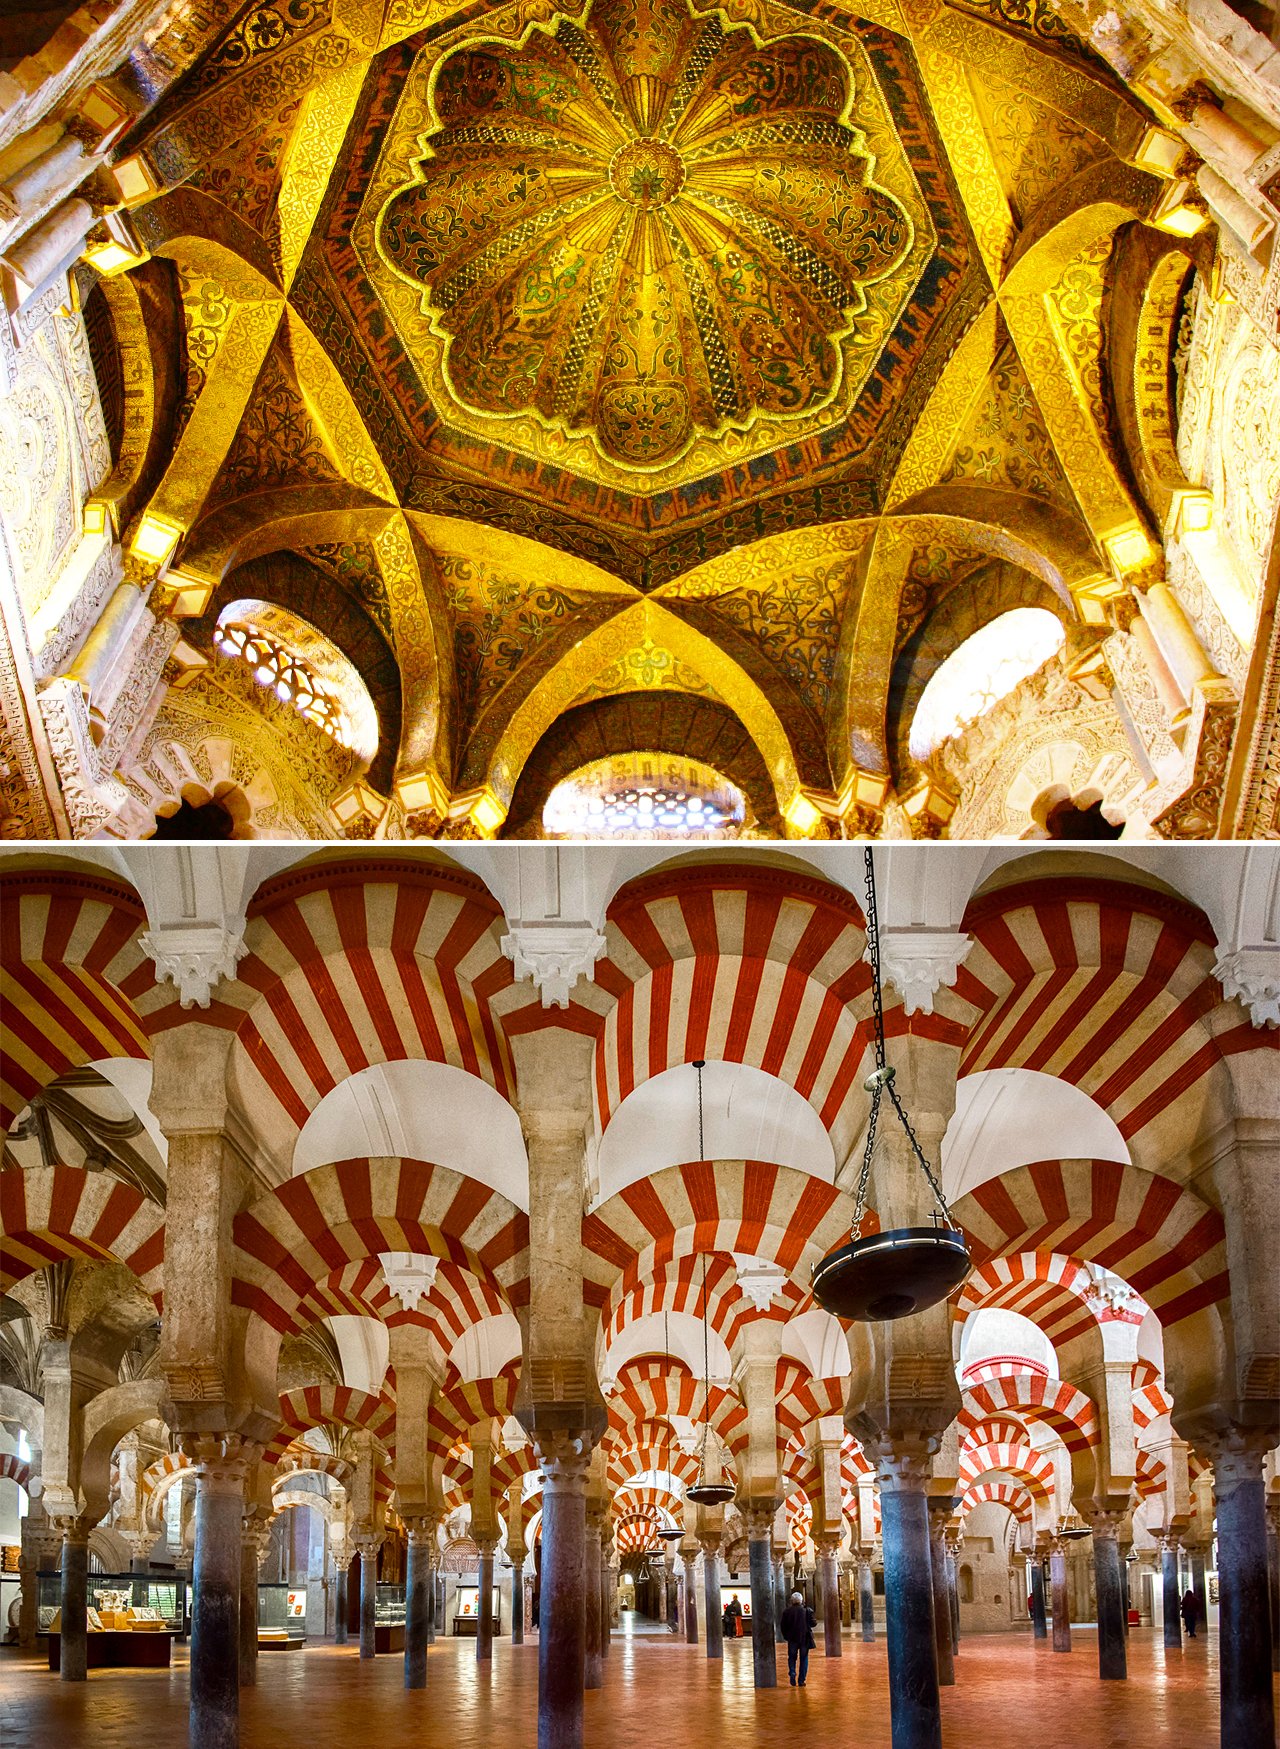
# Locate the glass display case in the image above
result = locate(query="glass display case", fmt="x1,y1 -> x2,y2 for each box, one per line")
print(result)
35,1571 -> 186,1635
374,1581 -> 405,1652
452,1585 -> 501,1634
258,1582 -> 305,1647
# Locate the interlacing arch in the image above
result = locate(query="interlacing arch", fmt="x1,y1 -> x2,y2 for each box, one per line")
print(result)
202,861 -> 524,1165
588,865 -> 876,1160
951,879 -> 1256,1165
0,1166 -> 165,1296
0,873 -> 155,1130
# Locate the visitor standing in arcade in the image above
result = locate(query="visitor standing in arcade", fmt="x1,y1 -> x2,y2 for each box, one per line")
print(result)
781,1590 -> 817,1687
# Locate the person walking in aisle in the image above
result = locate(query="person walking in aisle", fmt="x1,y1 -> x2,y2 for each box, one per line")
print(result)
781,1589 -> 816,1686
1180,1588 -> 1200,1639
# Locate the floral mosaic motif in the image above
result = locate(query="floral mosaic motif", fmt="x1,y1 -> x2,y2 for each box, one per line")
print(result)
690,558 -> 847,716
188,98 -> 301,238
944,341 -> 1075,509
570,635 -> 715,706
215,340 -> 343,499
971,77 -> 1105,231
440,554 -> 606,726
377,0 -> 912,468
173,268 -> 235,446
1046,234 -> 1112,435
302,541 -> 395,642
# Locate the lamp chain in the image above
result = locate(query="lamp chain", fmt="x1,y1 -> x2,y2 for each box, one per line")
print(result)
850,846 -> 955,1236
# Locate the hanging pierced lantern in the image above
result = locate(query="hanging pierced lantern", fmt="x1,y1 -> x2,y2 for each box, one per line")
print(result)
810,849 -> 972,1323
685,1061 -> 737,1509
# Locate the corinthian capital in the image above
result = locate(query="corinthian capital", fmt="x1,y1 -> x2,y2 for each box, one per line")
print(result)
875,931 -> 973,1016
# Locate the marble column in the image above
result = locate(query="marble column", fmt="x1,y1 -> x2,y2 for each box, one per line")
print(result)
511,1560 -> 525,1644
745,1504 -> 779,1688
239,1521 -> 267,1687
583,1517 -> 602,1688
57,1521 -> 89,1683
1160,1534 -> 1182,1649
1049,1538 -> 1071,1653
477,1538 -> 496,1664
858,1555 -> 875,1640
877,1450 -> 942,1749
1120,1545 -> 1132,1634
926,1511 -> 953,1686
427,1551 -> 437,1645
356,1536 -> 380,1660
536,1432 -> 591,1749
333,1557 -> 349,1645
601,1547 -> 614,1657
701,1539 -> 723,1661
1028,1555 -> 1047,1639
819,1541 -> 841,1658
1213,1442 -> 1274,1749
1266,1503 -> 1279,1673
944,1531 -> 960,1655
404,1519 -> 433,1689
773,1551 -> 788,1631
190,1438 -> 252,1749
681,1549 -> 698,1643
1088,1511 -> 1127,1681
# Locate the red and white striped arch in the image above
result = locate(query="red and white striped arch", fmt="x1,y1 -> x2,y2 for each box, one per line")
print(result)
287,1256 -> 511,1369
0,1166 -> 164,1297
963,1376 -> 1098,1453
961,1480 -> 1032,1524
207,863 -> 520,1157
953,879 -> 1256,1159
958,1443 -> 1055,1502
954,1159 -> 1230,1331
954,1252 -> 1107,1354
433,1363 -> 521,1436
232,1157 -> 530,1339
583,1160 -> 854,1322
0,1453 -> 31,1493
264,1383 -> 397,1466
591,867 -> 880,1161
1132,1379 -> 1173,1430
604,1357 -> 747,1450
959,1412 -> 1032,1448
1,873 -> 154,1130
774,1359 -> 845,1444
599,1253 -> 804,1364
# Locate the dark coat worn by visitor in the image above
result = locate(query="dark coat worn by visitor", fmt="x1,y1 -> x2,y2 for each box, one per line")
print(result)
780,1602 -> 816,1648
1180,1590 -> 1199,1635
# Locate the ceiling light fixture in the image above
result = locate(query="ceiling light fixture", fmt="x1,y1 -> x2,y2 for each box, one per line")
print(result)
810,848 -> 971,1321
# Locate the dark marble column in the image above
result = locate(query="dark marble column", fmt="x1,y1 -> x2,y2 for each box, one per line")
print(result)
1213,1442 -> 1275,1749
404,1520 -> 432,1689
745,1504 -> 778,1689
1088,1511 -> 1127,1681
427,1558 -> 437,1645
1049,1538 -> 1071,1653
583,1517 -> 602,1688
511,1561 -> 525,1644
1119,1546 -> 1132,1634
773,1552 -> 788,1632
601,1550 -> 614,1658
701,1540 -> 723,1661
477,1539 -> 496,1664
1265,1504 -> 1279,1673
681,1549 -> 698,1643
1160,1535 -> 1182,1649
926,1511 -> 954,1686
877,1450 -> 942,1749
357,1537 -> 380,1660
536,1433 -> 590,1749
190,1438 -> 251,1749
57,1523 -> 89,1684
334,1560 -> 348,1644
1029,1556 -> 1048,1639
858,1555 -> 876,1640
819,1541 -> 842,1657
238,1522 -> 265,1687
944,1533 -> 960,1655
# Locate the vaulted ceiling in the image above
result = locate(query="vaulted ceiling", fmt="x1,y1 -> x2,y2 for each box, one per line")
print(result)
92,0 -> 1203,830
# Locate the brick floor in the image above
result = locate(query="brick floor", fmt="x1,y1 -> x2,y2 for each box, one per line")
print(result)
0,1625 -> 1256,1749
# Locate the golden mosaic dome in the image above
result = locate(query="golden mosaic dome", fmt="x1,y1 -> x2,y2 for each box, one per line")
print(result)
377,0 -> 912,469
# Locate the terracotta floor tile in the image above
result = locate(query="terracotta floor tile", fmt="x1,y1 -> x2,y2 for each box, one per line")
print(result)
0,1625 -> 1262,1749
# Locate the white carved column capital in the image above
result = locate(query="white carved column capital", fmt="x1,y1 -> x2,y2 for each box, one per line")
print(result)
139,924 -> 248,1008
873,930 -> 974,1016
1212,943 -> 1280,1028
501,921 -> 607,1008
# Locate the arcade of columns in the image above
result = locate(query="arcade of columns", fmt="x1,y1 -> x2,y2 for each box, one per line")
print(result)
1,845 -> 1278,1749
